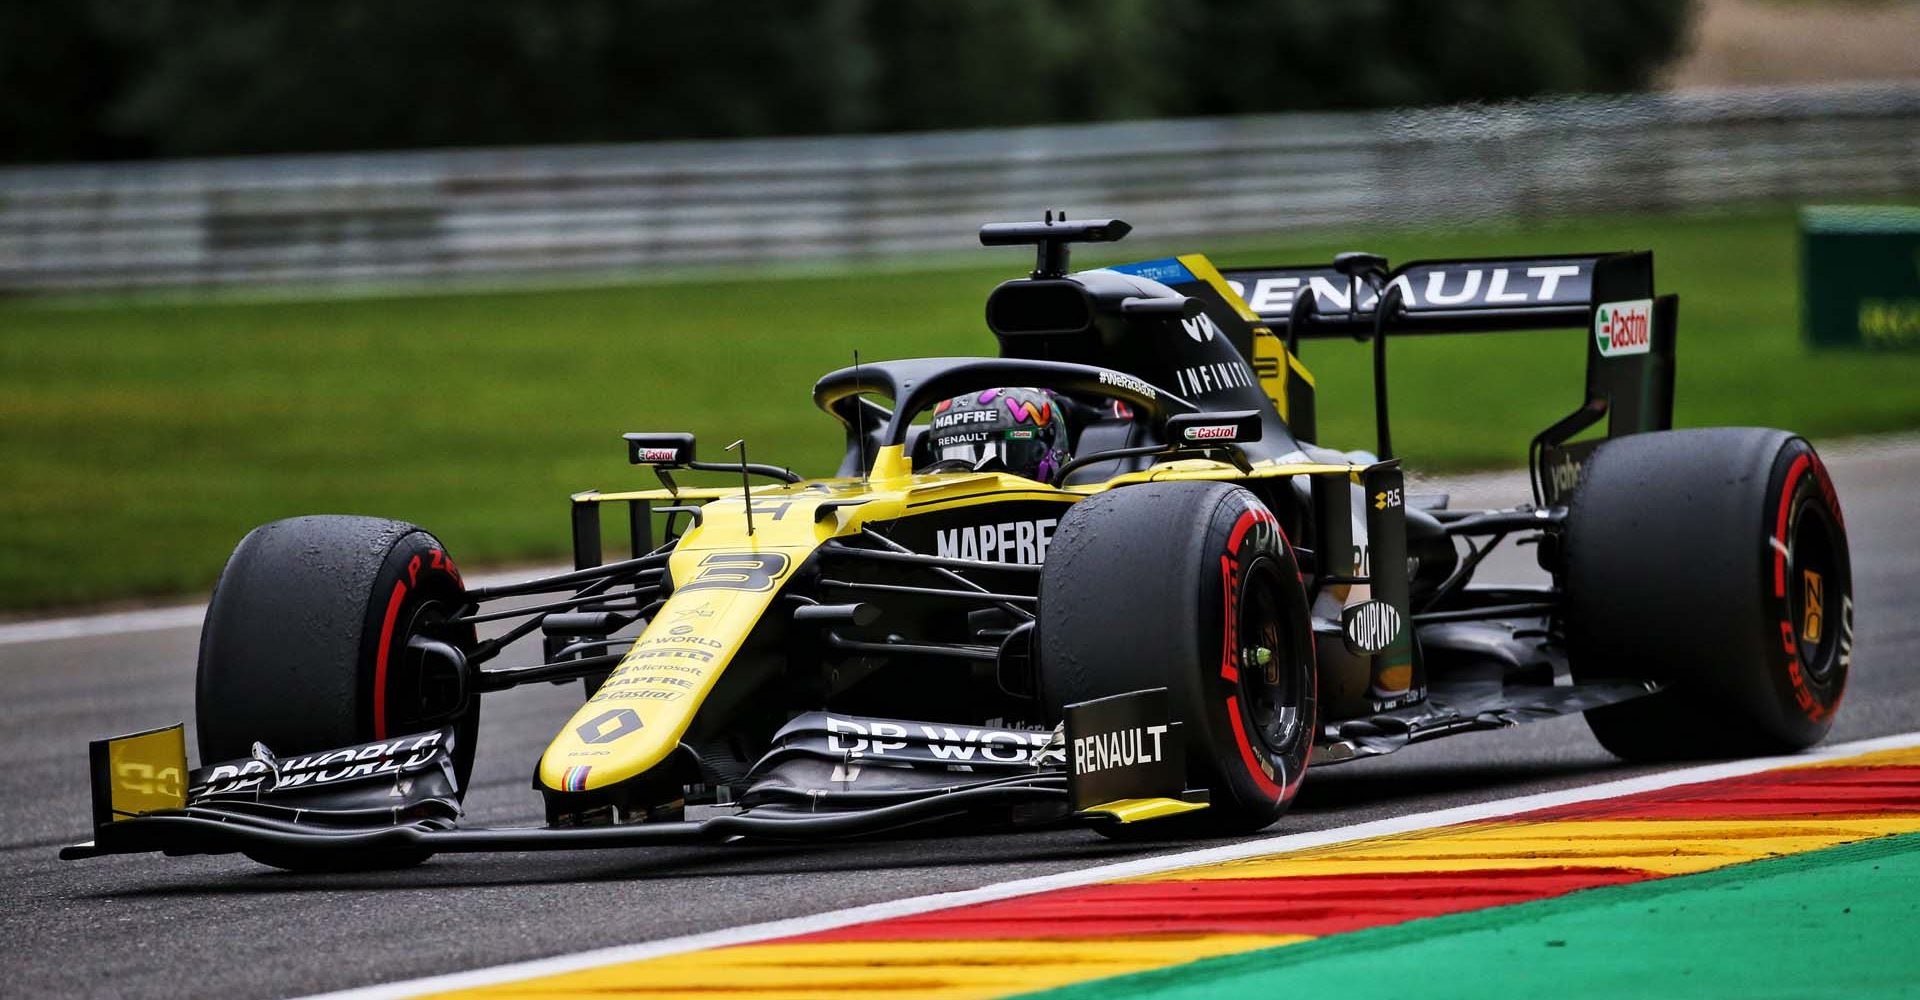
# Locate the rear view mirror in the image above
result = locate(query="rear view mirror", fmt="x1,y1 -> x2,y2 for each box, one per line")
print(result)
1166,411 -> 1263,446
624,433 -> 695,466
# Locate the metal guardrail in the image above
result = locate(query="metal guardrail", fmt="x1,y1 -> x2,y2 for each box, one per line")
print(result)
1,83 -> 1915,292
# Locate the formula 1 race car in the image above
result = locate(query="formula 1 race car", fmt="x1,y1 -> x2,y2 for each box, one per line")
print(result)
63,217 -> 1852,870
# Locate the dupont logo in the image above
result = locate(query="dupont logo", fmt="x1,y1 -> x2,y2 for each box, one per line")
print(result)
1342,599 -> 1403,654
1595,299 -> 1653,357
1183,424 -> 1239,441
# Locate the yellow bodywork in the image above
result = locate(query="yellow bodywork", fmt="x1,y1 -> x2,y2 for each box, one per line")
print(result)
539,443 -> 1370,794
96,725 -> 188,820
540,446 -> 1076,792
1078,796 -> 1211,824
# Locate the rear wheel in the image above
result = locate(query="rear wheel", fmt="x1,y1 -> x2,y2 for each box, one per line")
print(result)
1564,428 -> 1851,760
1039,482 -> 1315,836
197,515 -> 478,869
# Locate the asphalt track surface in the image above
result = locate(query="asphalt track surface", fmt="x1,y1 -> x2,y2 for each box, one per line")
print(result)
2,436 -> 1916,1000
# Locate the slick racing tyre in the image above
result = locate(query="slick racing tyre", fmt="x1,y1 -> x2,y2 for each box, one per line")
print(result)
197,516 -> 479,870
1564,428 -> 1850,761
1039,482 -> 1315,836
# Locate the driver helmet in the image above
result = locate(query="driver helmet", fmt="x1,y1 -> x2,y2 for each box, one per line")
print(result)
924,387 -> 1070,482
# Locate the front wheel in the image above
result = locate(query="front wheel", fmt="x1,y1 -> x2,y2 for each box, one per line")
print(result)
1564,428 -> 1851,760
196,515 -> 479,870
1039,482 -> 1316,836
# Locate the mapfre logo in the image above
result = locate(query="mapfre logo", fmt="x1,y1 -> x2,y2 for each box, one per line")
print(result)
937,518 -> 1057,564
1595,299 -> 1652,357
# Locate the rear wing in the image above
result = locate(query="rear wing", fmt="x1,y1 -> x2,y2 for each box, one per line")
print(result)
1224,254 -> 1606,335
1220,252 -> 1677,506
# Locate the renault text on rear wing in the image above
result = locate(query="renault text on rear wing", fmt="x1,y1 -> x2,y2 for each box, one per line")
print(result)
1221,254 -> 1616,336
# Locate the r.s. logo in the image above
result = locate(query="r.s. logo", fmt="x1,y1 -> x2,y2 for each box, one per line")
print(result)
679,551 -> 791,593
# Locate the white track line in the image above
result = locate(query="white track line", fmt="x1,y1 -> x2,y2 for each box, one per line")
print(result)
0,604 -> 209,646
0,568 -> 561,648
303,728 -> 1920,1000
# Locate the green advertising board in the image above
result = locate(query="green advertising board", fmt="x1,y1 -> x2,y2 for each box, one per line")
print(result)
1802,206 -> 1920,349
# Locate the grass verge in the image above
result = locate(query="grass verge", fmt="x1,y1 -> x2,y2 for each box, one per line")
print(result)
4,203 -> 1918,608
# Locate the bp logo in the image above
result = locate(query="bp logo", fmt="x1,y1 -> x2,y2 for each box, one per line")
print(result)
1594,298 -> 1653,357
575,707 -> 644,745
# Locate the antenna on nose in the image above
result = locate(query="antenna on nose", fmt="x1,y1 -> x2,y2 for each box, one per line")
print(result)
726,439 -> 754,536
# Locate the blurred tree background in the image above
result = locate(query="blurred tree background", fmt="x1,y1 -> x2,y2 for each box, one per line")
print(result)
1,0 -> 1695,163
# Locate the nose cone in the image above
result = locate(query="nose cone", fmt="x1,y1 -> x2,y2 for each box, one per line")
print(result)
537,492 -> 827,795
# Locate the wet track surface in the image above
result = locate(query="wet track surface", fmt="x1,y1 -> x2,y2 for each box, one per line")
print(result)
2,438 -> 1916,1000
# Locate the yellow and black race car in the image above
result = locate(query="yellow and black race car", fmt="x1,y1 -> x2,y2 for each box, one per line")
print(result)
63,217 -> 1852,870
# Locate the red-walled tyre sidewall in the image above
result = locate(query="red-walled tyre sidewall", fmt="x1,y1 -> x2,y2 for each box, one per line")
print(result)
1040,482 -> 1316,834
196,516 -> 479,869
1566,429 -> 1850,760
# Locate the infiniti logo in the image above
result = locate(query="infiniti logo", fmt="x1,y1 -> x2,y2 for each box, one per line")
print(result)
1182,314 -> 1218,343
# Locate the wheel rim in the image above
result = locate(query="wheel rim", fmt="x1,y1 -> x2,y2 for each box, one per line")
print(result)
386,599 -> 471,735
1236,557 -> 1306,757
1785,496 -> 1843,685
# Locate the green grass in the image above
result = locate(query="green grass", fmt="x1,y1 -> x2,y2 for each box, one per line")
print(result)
4,203 -> 1919,610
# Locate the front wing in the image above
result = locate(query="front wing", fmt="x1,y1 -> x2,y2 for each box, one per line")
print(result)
61,692 -> 1202,863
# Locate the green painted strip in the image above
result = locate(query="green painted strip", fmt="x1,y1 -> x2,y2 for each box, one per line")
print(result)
1026,831 -> 1920,1000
